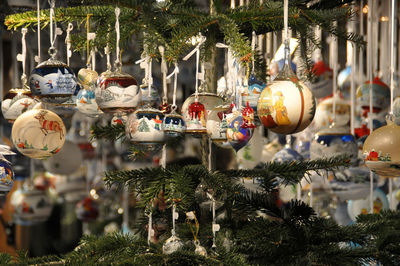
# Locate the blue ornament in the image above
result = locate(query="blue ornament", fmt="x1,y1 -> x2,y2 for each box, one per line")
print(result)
272,147 -> 303,163
0,159 -> 14,196
241,74 -> 265,112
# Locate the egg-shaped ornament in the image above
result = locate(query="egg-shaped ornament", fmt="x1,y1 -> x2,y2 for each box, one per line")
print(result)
226,105 -> 254,152
29,48 -> 77,104
0,159 -> 15,196
241,75 -> 265,113
163,107 -> 186,138
126,107 -> 165,151
75,196 -> 99,222
257,46 -> 316,135
12,108 -> 66,159
76,68 -> 103,117
313,95 -> 350,130
310,124 -> 358,164
182,92 -> 224,136
2,85 -> 37,123
206,103 -> 234,148
10,185 -> 54,225
363,115 -> 400,178
42,140 -> 83,175
347,188 -> 388,221
356,77 -> 390,113
307,60 -> 333,99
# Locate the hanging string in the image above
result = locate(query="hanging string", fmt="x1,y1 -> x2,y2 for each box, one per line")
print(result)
251,31 -> 256,73
332,24 -> 338,124
147,56 -> 153,99
230,0 -> 235,8
65,23 -> 73,66
91,48 -> 96,71
48,0 -> 57,57
159,46 -> 168,105
36,0 -> 41,63
86,14 -> 93,67
17,28 -> 28,85
105,26 -> 111,71
350,7 -> 356,135
167,63 -> 179,112
283,0 -> 289,43
114,7 -> 121,69
147,210 -> 153,247
183,34 -> 206,101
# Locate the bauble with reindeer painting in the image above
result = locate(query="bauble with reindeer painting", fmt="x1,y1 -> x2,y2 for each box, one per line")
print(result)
12,109 -> 66,159
257,75 -> 316,135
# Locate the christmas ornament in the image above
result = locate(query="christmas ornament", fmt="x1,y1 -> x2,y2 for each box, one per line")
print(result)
54,173 -> 87,202
75,196 -> 99,222
241,101 -> 256,129
347,188 -> 388,221
313,95 -> 350,130
206,104 -> 233,148
10,184 -> 54,225
163,202 -> 183,254
111,112 -> 128,126
2,86 -> 37,123
363,115 -> 400,178
241,74 -> 265,112
308,60 -> 333,99
12,108 -> 66,159
163,111 -> 186,137
42,140 -> 83,175
140,84 -> 161,108
0,159 -> 15,196
356,77 -> 390,113
338,66 -> 351,92
310,124 -> 358,164
272,146 -> 303,163
257,43 -> 316,134
226,105 -> 254,152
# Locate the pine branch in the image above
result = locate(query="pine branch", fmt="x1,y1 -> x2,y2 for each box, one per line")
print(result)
90,123 -> 126,141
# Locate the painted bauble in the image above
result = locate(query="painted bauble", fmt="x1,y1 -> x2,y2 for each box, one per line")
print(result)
111,112 -> 128,126
42,96 -> 78,118
95,70 -> 141,114
356,77 -> 390,113
206,104 -> 233,148
162,234 -> 184,254
313,95 -> 350,130
12,109 -> 66,159
363,116 -> 400,178
140,84 -> 161,108
226,106 -> 254,152
75,196 -> 99,222
126,107 -> 165,150
182,92 -> 224,135
77,68 -> 98,89
29,58 -> 77,104
76,88 -> 103,117
310,125 -> 358,164
272,146 -> 303,162
0,160 -> 14,196
347,188 -> 388,221
163,111 -> 186,137
10,187 -> 54,225
257,77 -> 316,134
241,102 -> 256,129
1,86 -> 37,123
241,75 -> 265,112
42,140 -> 83,175
307,60 -> 333,99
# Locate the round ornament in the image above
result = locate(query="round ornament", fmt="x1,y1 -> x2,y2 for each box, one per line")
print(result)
0,159 -> 14,196
75,196 -> 99,222
347,188 -> 388,221
1,86 -> 37,123
42,140 -> 83,175
310,124 -> 358,164
313,95 -> 350,130
241,74 -> 265,112
206,104 -> 233,148
162,234 -> 184,254
163,110 -> 186,137
356,77 -> 390,113
77,68 -> 98,89
307,60 -> 333,99
257,77 -> 316,135
126,107 -> 165,149
272,146 -> 303,163
226,106 -> 254,152
12,109 -> 66,159
95,69 -> 141,114
182,92 -> 224,135
140,84 -> 161,108
10,187 -> 54,225
363,115 -> 400,178
76,67 -> 101,117
29,57 -> 77,104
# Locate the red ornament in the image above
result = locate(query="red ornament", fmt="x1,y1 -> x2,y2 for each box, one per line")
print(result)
242,101 -> 256,129
188,100 -> 206,120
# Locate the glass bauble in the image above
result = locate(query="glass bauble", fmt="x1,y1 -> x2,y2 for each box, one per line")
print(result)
272,146 -> 303,163
140,84 -> 161,108
307,60 -> 333,99
125,107 -> 165,150
10,186 -> 54,225
0,159 -> 14,196
75,196 -> 99,222
95,70 -> 141,114
162,234 -> 184,254
347,188 -> 388,221
76,87 -> 103,117
206,104 -> 232,148
42,140 -> 82,175
1,86 -> 37,123
313,95 -> 350,130
12,109 -> 66,159
77,68 -> 98,89
241,102 -> 256,129
363,116 -> 400,178
356,77 -> 390,113
241,75 -> 265,112
163,111 -> 186,137
182,92 -> 224,135
338,66 -> 351,92
29,58 -> 77,104
226,106 -> 254,152
257,76 -> 316,134
310,124 -> 358,164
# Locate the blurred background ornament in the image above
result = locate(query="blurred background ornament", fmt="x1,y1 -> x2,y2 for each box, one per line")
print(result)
347,188 -> 389,221
42,140 -> 83,175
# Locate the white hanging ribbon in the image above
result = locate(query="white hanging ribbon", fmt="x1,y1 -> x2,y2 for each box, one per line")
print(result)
147,211 -> 154,246
183,34 -> 206,100
35,0 -> 41,63
159,46 -> 168,103
147,56 -> 153,98
332,24 -> 338,124
389,0 -> 396,210
114,7 -> 121,67
48,0 -> 57,49
283,0 -> 289,43
105,27 -> 111,71
167,63 -> 179,110
17,28 -> 27,83
251,31 -> 256,73
206,192 -> 219,248
91,48 -> 96,71
65,23 -> 73,66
